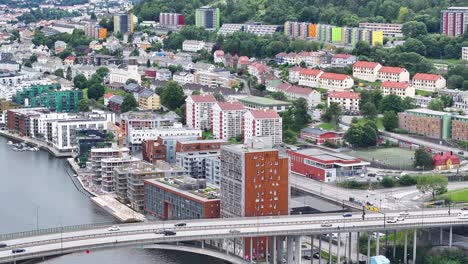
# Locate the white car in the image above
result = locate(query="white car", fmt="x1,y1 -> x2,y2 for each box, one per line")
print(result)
399,211 -> 409,216
108,225 -> 120,231
396,217 -> 405,221
386,218 -> 397,224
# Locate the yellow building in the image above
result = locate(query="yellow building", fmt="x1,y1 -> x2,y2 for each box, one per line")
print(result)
371,31 -> 384,46
139,90 -> 160,110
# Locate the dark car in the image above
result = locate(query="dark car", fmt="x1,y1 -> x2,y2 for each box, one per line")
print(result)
0,243 -> 7,248
461,207 -> 468,210
174,223 -> 186,227
11,248 -> 25,254
164,230 -> 176,236
343,213 -> 353,217
313,253 -> 321,259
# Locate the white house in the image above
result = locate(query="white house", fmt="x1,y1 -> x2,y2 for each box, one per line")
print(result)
109,64 -> 141,84
327,91 -> 360,112
173,71 -> 194,84
381,81 -> 415,97
298,68 -> 323,87
318,72 -> 354,91
377,66 -> 410,83
352,61 -> 382,82
412,73 -> 446,92
243,109 -> 282,145
275,83 -> 321,108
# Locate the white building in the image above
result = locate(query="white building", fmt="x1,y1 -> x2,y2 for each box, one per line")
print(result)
0,61 -> 20,71
155,68 -> 172,81
288,66 -> 302,83
109,64 -> 141,84
298,68 -> 323,87
212,101 -> 245,140
359,22 -> 403,37
89,147 -> 131,186
377,66 -> 410,83
327,91 -> 360,112
463,47 -> 468,61
318,72 -> 354,91
412,73 -> 446,92
213,50 -> 225,64
381,81 -> 415,97
127,126 -> 202,145
243,109 -> 282,145
185,94 -> 217,130
352,61 -> 382,82
275,83 -> 321,107
182,40 -> 213,52
173,71 -> 194,84
101,156 -> 140,192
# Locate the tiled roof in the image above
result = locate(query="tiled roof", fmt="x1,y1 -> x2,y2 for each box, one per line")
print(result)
239,56 -> 249,64
286,85 -> 315,95
320,72 -> 350,81
433,152 -> 460,166
412,73 -> 442,81
353,61 -> 380,68
103,93 -> 114,99
276,82 -> 292,91
328,91 -> 360,99
190,94 -> 217,103
275,52 -> 287,58
299,69 -> 322,76
248,109 -> 280,119
381,81 -> 410,89
333,54 -> 353,59
378,66 -> 406,74
216,101 -> 245,111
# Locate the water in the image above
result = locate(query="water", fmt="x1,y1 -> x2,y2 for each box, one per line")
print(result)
0,136 -> 224,264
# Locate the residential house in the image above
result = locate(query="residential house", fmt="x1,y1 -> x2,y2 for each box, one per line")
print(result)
298,69 -> 323,88
331,54 -> 357,67
412,73 -> 446,92
327,91 -> 360,112
138,89 -> 161,110
352,61 -> 382,82
377,66 -> 410,83
381,81 -> 415,97
318,72 -> 354,91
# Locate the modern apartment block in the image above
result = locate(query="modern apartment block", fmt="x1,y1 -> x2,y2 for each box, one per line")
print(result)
185,94 -> 217,130
144,177 -> 220,220
380,81 -> 415,97
113,13 -> 137,34
452,116 -> 468,141
6,108 -> 48,136
243,109 -> 283,145
195,6 -> 220,31
100,156 -> 140,193
120,111 -> 180,136
220,144 -> 289,260
218,23 -> 281,36
327,91 -> 361,112
358,22 -> 403,37
84,22 -> 107,39
412,73 -> 446,92
212,101 -> 245,140
238,96 -> 292,112
352,61 -> 382,82
159,13 -> 184,28
142,134 -> 201,164
440,7 -> 468,37
89,147 -> 130,186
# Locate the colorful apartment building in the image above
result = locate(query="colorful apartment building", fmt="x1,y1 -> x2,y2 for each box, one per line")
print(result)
381,81 -> 415,97
212,101 -> 245,140
358,22 -> 403,37
159,13 -> 185,27
412,73 -> 447,93
12,84 -> 82,112
440,7 -> 468,37
195,6 -> 220,31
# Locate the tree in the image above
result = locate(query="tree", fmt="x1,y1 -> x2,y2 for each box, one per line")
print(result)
402,21 -> 427,38
161,81 -> 186,110
130,49 -> 140,56
381,177 -> 396,188
54,69 -> 64,78
428,99 -> 445,111
414,148 -> 433,170
121,94 -> 138,113
380,94 -> 404,113
270,91 -> 287,101
344,119 -> 378,147
96,67 -> 109,78
360,102 -> 378,119
382,111 -> 398,131
146,59 -> 151,68
416,174 -> 448,199
87,83 -> 105,100
66,66 -> 72,81
440,95 -> 454,108
448,75 -> 464,89
321,102 -> 342,128
399,175 -> 417,186
90,12 -> 97,20
299,61 -> 307,68
125,79 -> 138,85
78,99 -> 90,112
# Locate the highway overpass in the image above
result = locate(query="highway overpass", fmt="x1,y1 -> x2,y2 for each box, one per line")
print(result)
0,209 -> 465,264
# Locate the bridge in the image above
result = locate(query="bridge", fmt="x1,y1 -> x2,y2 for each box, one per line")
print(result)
0,208 -> 466,264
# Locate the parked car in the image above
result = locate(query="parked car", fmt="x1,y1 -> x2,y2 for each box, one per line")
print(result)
164,230 -> 176,236
321,223 -> 333,227
0,243 -> 7,248
368,173 -> 376,177
313,253 -> 321,259
458,151 -> 464,155
108,225 -> 120,231
11,248 -> 25,254
154,229 -> 165,234
174,223 -> 186,227
343,213 -> 353,217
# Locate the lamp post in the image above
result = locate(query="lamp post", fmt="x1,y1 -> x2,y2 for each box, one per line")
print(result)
36,206 -> 39,231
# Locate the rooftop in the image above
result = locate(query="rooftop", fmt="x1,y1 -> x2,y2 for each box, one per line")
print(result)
412,73 -> 443,81
353,61 -> 381,68
215,101 -> 245,111
405,108 -> 451,116
320,72 -> 350,81
239,96 -> 292,106
328,91 -> 360,99
247,109 -> 280,119
379,66 -> 406,74
299,69 -> 322,76
381,81 -> 410,89
189,94 -> 217,103
293,148 -> 369,165
145,177 -> 220,201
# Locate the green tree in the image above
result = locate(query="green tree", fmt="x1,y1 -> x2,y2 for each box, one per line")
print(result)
416,174 -> 448,199
78,98 -> 90,112
381,177 -> 396,188
87,83 -> 105,100
448,75 -> 464,89
382,111 -> 398,131
321,102 -> 342,128
402,21 -> 427,38
161,81 -> 186,110
130,49 -> 140,56
380,94 -> 404,113
96,67 -> 109,78
146,59 -> 151,68
270,91 -> 287,101
66,66 -> 72,81
428,99 -> 445,111
414,148 -> 433,170
440,95 -> 454,108
360,102 -> 378,119
344,119 -> 378,147
125,79 -> 138,85
121,94 -> 138,113
399,175 -> 417,186
54,69 -> 64,78
90,12 -> 97,20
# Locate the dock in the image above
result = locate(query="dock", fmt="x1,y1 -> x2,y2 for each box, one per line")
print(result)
92,194 -> 146,223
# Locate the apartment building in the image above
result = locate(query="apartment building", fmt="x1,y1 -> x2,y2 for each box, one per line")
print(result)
120,111 -> 180,136
142,135 -> 200,164
159,13 -> 184,27
127,125 -> 202,146
288,66 -> 302,83
185,94 -> 217,130
218,23 -> 281,36
173,71 -> 194,84
298,68 -> 323,87
381,81 -> 415,97
100,156 -> 140,193
352,61 -> 382,82
440,7 -> 468,37
144,177 -> 220,220
451,115 -> 468,141
412,73 -> 446,92
463,47 -> 468,61
182,40 -> 213,52
273,82 -> 321,107
358,22 -> 403,37
377,66 -> 410,83
109,64 -> 141,84
195,6 -> 220,31
327,91 -> 360,112
88,147 -> 130,186
212,101 -> 245,140
318,72 -> 354,91
238,96 -> 292,112
243,109 -> 283,145
138,89 -> 161,110
220,144 -> 289,260
398,109 -> 452,140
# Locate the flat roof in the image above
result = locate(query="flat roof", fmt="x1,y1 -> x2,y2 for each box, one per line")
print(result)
239,96 -> 292,106
297,148 -> 359,161
405,108 -> 449,116
145,178 -> 220,202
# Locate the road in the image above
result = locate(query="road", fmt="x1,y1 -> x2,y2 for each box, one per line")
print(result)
290,173 -> 468,210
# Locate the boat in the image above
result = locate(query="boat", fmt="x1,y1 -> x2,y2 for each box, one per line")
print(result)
30,147 -> 40,152
7,141 -> 13,145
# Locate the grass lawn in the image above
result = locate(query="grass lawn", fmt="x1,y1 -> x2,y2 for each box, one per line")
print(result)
356,117 -> 384,131
415,89 -> 434,97
202,131 -> 214,139
347,147 -> 416,170
317,122 -> 337,131
437,188 -> 468,203
104,87 -> 129,97
428,58 -> 464,66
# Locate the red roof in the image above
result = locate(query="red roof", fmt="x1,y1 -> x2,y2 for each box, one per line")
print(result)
275,52 -> 287,58
239,56 -> 249,64
299,69 -> 322,76
381,81 -> 410,89
433,152 -> 460,166
248,109 -> 280,119
64,55 -> 76,61
378,66 -> 406,74
289,66 -> 302,72
320,72 -> 350,81
286,85 -> 315,95
190,94 -> 217,103
216,101 -> 244,111
333,54 -> 353,59
104,93 -> 114,99
413,73 -> 442,81
353,61 -> 380,69
328,91 -> 360,99
276,82 -> 292,91
250,62 -> 267,73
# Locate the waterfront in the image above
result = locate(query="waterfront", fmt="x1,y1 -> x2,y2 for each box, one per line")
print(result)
0,136 -> 224,264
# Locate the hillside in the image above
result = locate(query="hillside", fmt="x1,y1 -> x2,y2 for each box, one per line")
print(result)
133,0 -> 467,33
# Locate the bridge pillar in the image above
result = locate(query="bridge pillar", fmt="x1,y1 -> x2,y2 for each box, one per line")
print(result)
449,226 -> 453,248
412,229 -> 417,264
440,227 -> 443,245
367,231 -> 371,264
310,235 -> 315,264
328,234 -> 332,264
270,236 -> 277,264
348,232 -> 352,264
287,236 -> 294,264
393,230 -> 397,260
318,235 -> 322,264
277,236 -> 284,264
201,240 -> 205,249
356,232 -> 360,264
376,232 -> 380,256
295,236 -> 302,264
404,230 -> 408,264
337,233 -> 341,264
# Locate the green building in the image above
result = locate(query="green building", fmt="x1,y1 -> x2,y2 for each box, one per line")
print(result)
13,84 -> 82,112
331,27 -> 342,43
195,6 -> 220,31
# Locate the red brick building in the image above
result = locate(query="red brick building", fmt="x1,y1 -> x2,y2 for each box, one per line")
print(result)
6,108 -> 48,136
142,138 -> 167,163
300,127 -> 344,145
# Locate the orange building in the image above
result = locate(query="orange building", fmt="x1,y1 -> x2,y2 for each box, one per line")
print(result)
308,24 -> 317,38
220,144 -> 289,262
98,28 -> 107,39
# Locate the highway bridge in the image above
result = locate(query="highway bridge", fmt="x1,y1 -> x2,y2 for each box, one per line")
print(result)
0,208 -> 466,264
